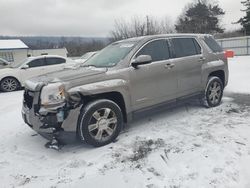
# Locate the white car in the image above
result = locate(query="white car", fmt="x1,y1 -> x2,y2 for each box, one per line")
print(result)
0,55 -> 76,92
74,51 -> 98,64
0,58 -> 11,69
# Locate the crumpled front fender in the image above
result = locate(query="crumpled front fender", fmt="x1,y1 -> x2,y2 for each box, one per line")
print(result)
67,79 -> 128,96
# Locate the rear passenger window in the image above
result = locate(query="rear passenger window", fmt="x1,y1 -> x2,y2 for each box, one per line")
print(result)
203,36 -> 223,53
172,38 -> 201,58
46,57 -> 66,65
193,40 -> 202,54
136,39 -> 170,62
28,59 -> 46,68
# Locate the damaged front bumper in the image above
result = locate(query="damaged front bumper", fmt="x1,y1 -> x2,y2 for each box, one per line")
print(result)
21,89 -> 81,144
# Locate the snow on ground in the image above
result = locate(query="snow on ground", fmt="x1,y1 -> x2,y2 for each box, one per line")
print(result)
225,56 -> 250,94
0,57 -> 250,188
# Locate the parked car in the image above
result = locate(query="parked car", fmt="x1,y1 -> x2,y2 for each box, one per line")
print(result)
22,34 -> 230,148
0,55 -> 76,92
74,51 -> 99,64
0,58 -> 10,69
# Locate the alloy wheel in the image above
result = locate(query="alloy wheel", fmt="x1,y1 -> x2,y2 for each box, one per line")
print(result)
208,81 -> 222,105
87,108 -> 117,142
1,78 -> 18,92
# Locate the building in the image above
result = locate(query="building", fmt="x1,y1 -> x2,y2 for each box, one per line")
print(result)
0,39 -> 68,66
0,39 -> 29,65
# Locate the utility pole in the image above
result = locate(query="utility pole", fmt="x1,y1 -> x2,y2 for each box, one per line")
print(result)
146,16 -> 150,35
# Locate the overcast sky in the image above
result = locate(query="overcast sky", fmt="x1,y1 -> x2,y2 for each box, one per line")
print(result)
0,0 -> 244,37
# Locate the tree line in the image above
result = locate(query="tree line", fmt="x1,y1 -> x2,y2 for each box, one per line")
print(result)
0,36 -> 108,57
2,0 -> 248,56
27,37 -> 108,57
110,16 -> 174,42
110,0 -> 247,41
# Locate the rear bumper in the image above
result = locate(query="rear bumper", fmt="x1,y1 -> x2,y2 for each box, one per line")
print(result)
22,90 -> 81,144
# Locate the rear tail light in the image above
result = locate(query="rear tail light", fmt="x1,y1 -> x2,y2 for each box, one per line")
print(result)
224,50 -> 234,59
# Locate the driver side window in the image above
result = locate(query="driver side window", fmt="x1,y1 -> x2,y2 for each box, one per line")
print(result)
28,58 -> 46,68
136,39 -> 170,62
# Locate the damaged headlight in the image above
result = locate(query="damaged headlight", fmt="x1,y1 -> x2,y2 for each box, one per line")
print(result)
40,83 -> 66,108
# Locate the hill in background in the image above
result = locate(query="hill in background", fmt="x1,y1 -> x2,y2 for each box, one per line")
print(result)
0,36 -> 110,57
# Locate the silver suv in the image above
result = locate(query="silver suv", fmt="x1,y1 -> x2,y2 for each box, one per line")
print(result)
22,34 -> 229,147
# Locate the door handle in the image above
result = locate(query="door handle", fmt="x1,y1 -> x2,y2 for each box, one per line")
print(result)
198,57 -> 206,62
165,63 -> 175,69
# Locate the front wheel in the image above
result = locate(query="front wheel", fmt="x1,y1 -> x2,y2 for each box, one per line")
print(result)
204,76 -> 224,107
0,77 -> 20,92
78,99 -> 123,147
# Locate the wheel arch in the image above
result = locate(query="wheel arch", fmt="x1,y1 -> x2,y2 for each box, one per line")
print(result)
208,70 -> 225,87
80,91 -> 128,123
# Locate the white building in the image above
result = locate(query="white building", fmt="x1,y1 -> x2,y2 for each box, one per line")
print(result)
0,39 -> 29,66
0,39 -> 68,66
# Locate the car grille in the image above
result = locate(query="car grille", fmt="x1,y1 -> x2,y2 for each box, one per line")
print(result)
24,90 -> 34,109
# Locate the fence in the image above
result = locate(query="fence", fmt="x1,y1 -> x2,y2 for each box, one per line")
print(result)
217,36 -> 250,56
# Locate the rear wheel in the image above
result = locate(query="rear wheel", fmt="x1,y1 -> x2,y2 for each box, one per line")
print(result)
204,76 -> 224,107
0,77 -> 20,92
78,99 -> 123,147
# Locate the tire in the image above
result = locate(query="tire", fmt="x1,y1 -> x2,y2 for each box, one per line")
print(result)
0,77 -> 20,92
77,99 -> 123,147
203,76 -> 224,107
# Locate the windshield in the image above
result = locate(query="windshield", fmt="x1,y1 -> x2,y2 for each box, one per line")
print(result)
11,58 -> 29,68
84,42 -> 136,67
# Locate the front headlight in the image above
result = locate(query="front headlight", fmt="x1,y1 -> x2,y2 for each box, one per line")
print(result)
40,83 -> 66,107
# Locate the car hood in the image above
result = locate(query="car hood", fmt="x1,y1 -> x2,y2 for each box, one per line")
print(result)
25,66 -> 107,91
0,67 -> 13,72
0,68 -> 16,76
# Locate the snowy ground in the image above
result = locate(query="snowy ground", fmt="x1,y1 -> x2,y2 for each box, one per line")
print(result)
0,56 -> 250,188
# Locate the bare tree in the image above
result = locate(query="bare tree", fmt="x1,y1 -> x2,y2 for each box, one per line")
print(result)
110,16 -> 174,41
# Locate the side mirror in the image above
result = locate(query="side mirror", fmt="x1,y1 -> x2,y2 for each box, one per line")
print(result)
131,55 -> 152,68
21,64 -> 29,69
